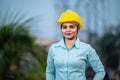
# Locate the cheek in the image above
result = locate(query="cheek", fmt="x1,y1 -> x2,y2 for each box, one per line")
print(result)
61,29 -> 78,35
72,29 -> 78,34
61,29 -> 66,34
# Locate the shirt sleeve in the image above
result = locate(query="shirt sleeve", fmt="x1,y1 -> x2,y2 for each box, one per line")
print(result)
87,46 -> 105,80
46,46 -> 55,80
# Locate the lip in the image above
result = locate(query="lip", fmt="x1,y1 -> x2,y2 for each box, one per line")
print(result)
65,33 -> 72,36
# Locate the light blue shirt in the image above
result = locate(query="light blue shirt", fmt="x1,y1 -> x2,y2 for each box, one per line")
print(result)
46,38 -> 105,80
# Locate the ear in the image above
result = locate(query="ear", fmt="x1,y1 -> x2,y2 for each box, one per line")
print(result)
78,28 -> 80,31
77,25 -> 80,32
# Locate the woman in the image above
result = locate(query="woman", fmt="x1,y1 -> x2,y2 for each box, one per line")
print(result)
46,9 -> 105,80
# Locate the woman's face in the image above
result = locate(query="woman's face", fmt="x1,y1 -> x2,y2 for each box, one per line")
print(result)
61,22 -> 79,40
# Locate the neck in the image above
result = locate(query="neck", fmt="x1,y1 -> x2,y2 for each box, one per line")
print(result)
64,37 -> 77,49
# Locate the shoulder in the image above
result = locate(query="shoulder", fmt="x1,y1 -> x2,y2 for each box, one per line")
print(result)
49,40 -> 61,50
79,41 -> 92,49
80,41 -> 90,46
79,41 -> 96,54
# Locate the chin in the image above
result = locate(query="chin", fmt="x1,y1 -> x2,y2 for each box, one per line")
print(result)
64,35 -> 77,40
65,37 -> 75,40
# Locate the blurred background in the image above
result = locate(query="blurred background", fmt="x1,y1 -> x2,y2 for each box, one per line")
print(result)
0,0 -> 119,80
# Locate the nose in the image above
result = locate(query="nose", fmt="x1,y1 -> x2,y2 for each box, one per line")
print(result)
66,27 -> 70,31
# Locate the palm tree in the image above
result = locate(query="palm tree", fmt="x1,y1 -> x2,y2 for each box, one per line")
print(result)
0,13 -> 47,80
97,25 -> 120,70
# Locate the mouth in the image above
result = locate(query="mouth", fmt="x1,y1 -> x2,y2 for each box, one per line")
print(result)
65,33 -> 72,36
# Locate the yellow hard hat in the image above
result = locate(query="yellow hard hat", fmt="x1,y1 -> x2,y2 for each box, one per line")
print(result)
57,9 -> 83,29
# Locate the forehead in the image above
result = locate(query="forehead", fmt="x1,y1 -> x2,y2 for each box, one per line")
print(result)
62,22 -> 78,25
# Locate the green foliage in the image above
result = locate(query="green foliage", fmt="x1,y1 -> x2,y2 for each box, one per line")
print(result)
98,25 -> 120,69
0,16 -> 47,80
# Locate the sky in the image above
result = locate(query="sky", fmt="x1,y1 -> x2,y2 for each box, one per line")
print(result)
0,0 -> 57,39
0,0 -> 120,40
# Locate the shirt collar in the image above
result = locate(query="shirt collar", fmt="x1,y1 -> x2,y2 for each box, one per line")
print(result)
55,37 -> 80,49
74,37 -> 80,49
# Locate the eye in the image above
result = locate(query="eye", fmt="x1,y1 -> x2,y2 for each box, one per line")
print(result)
70,25 -> 76,29
62,25 -> 67,29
